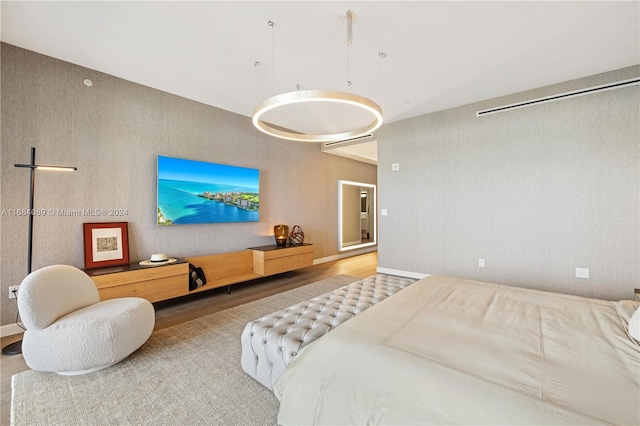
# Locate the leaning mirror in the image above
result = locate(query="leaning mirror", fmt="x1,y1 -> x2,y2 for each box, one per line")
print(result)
338,180 -> 376,251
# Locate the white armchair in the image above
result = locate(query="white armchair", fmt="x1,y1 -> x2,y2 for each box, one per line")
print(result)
18,264 -> 155,375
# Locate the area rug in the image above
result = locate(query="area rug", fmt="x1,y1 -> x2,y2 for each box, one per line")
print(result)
11,274 -> 361,425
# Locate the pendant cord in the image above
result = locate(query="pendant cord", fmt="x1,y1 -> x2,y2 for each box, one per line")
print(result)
345,11 -> 352,92
378,52 -> 381,103
346,45 -> 351,91
254,61 -> 261,104
269,21 -> 275,96
378,51 -> 386,106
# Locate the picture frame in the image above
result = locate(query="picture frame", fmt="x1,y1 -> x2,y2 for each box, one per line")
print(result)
83,222 -> 130,269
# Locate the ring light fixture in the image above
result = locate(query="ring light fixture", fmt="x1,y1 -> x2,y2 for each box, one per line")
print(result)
252,89 -> 383,143
252,10 -> 384,143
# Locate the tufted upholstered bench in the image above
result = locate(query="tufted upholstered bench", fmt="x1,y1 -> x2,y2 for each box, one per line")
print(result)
240,274 -> 416,390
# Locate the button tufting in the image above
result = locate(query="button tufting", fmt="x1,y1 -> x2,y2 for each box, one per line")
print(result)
241,274 -> 417,390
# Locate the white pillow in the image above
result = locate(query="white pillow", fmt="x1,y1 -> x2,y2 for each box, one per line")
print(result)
629,307 -> 640,342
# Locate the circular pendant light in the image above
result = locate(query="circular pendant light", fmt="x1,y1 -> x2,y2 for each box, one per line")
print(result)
252,89 -> 383,142
252,11 -> 384,143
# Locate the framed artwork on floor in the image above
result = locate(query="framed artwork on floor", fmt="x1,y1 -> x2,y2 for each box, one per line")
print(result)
83,222 -> 130,269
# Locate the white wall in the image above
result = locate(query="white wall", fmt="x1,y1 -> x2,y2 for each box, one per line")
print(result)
377,66 -> 640,300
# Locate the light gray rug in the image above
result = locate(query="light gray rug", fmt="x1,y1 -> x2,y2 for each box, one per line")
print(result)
11,274 -> 361,425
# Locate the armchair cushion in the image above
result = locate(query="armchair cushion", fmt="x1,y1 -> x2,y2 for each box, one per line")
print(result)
22,297 -> 154,374
18,264 -> 100,330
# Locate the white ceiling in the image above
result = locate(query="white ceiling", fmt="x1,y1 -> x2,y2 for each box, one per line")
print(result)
2,1 -> 638,163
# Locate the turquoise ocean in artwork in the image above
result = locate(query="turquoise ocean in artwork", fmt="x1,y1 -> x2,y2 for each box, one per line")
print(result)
158,179 -> 259,224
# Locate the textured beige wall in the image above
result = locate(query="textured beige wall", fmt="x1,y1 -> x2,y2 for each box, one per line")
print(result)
377,66 -> 640,301
0,43 -> 376,325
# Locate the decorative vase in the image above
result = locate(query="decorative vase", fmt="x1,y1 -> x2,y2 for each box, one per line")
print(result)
289,225 -> 304,245
274,224 -> 289,247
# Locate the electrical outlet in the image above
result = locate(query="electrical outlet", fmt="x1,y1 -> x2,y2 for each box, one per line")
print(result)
8,286 -> 19,299
478,258 -> 485,267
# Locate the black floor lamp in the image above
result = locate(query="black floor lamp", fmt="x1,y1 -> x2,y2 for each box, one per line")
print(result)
2,147 -> 76,356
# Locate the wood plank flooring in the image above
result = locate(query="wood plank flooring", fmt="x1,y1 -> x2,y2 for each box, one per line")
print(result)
0,252 -> 377,425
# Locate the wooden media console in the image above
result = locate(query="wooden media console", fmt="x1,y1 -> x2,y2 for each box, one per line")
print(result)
87,244 -> 313,303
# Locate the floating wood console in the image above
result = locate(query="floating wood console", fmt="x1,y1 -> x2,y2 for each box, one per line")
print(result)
184,250 -> 260,294
87,244 -> 313,302
250,244 -> 314,276
86,260 -> 189,303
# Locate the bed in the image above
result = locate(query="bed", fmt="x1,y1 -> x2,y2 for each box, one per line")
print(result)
273,275 -> 640,425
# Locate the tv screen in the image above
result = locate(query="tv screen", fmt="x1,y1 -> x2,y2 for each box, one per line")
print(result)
157,156 -> 259,225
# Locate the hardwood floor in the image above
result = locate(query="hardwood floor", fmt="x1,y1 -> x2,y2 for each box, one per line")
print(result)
0,252 -> 377,425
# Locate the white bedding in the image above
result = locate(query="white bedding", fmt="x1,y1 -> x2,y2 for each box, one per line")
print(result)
274,276 -> 640,425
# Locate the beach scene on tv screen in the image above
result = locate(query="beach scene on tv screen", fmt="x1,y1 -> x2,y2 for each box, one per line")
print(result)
157,156 -> 259,225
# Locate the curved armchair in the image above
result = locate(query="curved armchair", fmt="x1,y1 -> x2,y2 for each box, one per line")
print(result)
18,264 -> 155,375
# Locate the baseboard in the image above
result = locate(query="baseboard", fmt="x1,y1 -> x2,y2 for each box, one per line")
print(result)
376,267 -> 430,280
314,246 -> 378,265
1,322 -> 25,338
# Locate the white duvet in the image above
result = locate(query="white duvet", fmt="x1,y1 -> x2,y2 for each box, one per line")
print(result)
274,276 -> 640,425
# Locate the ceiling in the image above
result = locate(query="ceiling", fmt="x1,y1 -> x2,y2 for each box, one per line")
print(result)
2,1 -> 638,164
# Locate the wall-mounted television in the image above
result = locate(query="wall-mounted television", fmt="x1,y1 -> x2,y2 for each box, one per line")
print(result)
157,155 -> 259,225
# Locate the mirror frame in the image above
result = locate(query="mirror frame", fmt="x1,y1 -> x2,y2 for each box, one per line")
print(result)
338,180 -> 377,251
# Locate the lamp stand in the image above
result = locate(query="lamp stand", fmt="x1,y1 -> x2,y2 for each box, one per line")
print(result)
2,340 -> 22,356
2,147 -> 76,356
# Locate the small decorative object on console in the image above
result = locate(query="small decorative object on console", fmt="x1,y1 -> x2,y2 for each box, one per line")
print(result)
289,225 -> 304,245
139,253 -> 178,266
151,253 -> 168,262
274,224 -> 289,247
188,263 -> 207,291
